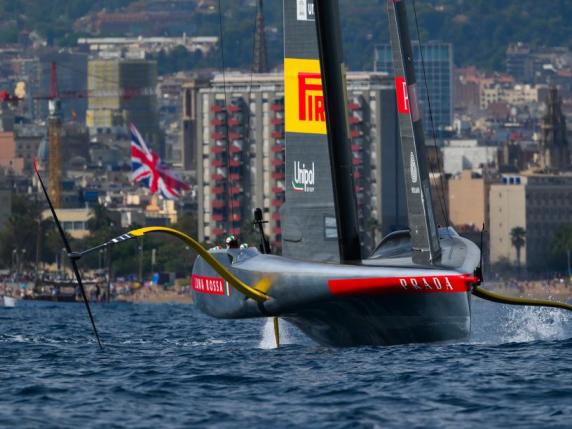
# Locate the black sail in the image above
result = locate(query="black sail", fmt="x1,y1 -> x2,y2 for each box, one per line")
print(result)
387,0 -> 441,265
280,0 -> 340,262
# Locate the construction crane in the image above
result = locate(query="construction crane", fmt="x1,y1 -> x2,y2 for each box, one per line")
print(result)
47,62 -> 62,208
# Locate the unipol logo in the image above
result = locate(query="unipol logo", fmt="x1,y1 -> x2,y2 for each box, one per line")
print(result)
298,72 -> 325,123
292,161 -> 315,193
395,76 -> 410,114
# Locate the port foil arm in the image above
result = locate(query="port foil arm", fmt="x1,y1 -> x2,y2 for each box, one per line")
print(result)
125,226 -> 269,302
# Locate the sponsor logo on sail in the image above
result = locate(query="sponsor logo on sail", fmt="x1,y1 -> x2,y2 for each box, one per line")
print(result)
291,161 -> 315,193
395,76 -> 410,114
296,0 -> 315,21
285,58 -> 326,134
410,151 -> 418,183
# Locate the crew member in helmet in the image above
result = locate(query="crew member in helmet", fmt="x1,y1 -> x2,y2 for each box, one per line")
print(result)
225,234 -> 240,249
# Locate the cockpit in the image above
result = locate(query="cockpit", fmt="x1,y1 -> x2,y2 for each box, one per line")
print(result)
369,227 -> 459,260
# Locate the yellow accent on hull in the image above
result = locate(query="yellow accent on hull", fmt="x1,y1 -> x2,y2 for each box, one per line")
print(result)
128,227 -> 269,302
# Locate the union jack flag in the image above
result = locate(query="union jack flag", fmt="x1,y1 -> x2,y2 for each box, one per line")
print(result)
130,123 -> 189,200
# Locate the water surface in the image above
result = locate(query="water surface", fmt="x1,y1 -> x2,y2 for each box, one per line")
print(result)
1,299 -> 571,428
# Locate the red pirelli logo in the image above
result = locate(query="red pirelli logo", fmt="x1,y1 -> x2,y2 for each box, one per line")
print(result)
192,275 -> 230,296
298,72 -> 325,123
329,274 -> 477,296
395,76 -> 410,114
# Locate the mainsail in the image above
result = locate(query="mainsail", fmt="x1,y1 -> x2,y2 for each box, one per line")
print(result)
280,0 -> 340,262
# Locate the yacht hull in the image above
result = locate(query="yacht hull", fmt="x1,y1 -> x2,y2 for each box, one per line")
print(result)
191,234 -> 479,347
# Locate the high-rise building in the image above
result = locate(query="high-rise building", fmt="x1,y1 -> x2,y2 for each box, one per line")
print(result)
86,59 -> 161,154
489,173 -> 572,271
189,72 -> 405,250
374,42 -> 453,132
539,86 -> 570,171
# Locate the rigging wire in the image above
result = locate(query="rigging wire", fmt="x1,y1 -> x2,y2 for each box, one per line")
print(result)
411,0 -> 450,228
216,0 -> 237,241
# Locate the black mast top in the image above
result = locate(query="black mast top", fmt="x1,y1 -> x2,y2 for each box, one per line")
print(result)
314,0 -> 362,263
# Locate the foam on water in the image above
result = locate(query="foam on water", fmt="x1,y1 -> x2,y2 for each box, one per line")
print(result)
501,304 -> 570,343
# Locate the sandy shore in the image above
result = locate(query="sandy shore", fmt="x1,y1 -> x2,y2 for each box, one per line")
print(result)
486,281 -> 572,300
115,288 -> 194,304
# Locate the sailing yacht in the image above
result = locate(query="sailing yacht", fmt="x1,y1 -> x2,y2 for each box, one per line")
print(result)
35,0 -> 571,349
187,0 -> 481,346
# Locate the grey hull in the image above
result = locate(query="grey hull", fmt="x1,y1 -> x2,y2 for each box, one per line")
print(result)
283,292 -> 471,346
191,230 -> 479,347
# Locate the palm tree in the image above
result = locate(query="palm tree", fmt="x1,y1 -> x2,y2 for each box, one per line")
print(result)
552,224 -> 572,276
510,227 -> 526,274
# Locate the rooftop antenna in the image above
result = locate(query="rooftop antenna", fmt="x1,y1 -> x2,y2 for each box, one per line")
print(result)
252,0 -> 268,73
48,62 -> 62,208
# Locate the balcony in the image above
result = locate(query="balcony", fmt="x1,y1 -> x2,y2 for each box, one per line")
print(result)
227,117 -> 242,126
229,228 -> 241,235
229,144 -> 242,154
211,173 -> 225,181
230,213 -> 241,222
271,131 -> 284,139
272,226 -> 282,234
212,213 -> 224,222
272,172 -> 285,180
271,103 -> 284,112
349,115 -> 361,125
211,146 -> 225,154
271,199 -> 284,207
229,186 -> 241,195
351,143 -> 361,152
348,102 -> 361,111
271,159 -> 283,167
229,200 -> 241,208
352,158 -> 362,166
272,212 -> 281,221
212,227 -> 225,236
271,143 -> 284,153
229,173 -> 240,181
212,186 -> 225,194
229,159 -> 241,167
211,159 -> 225,167
212,200 -> 225,208
350,129 -> 362,138
211,118 -> 225,126
211,104 -> 225,113
211,131 -> 225,140
229,132 -> 243,141
353,171 -> 361,179
272,186 -> 284,193
227,104 -> 241,113
271,117 -> 284,125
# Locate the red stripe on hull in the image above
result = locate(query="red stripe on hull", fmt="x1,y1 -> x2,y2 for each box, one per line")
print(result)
328,274 -> 476,296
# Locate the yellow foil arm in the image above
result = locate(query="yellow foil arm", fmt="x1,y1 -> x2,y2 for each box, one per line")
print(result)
128,227 -> 269,302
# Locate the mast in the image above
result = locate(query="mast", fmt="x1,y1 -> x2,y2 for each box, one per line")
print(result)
314,0 -> 362,263
387,0 -> 441,265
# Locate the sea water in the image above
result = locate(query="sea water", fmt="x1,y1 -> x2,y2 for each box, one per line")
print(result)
1,298 -> 571,428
